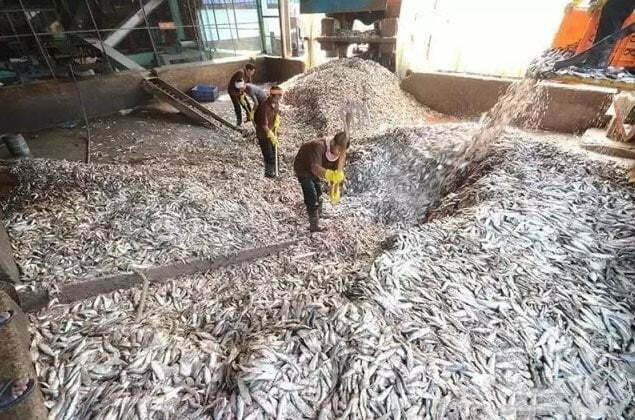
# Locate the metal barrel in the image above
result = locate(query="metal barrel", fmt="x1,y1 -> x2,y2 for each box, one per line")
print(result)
2,134 -> 31,158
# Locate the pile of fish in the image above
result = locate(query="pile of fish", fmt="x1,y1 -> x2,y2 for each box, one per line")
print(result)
20,125 -> 635,419
355,130 -> 635,418
280,58 -> 433,144
2,58 -> 634,418
5,145 -> 297,286
348,77 -> 548,225
347,124 -> 474,224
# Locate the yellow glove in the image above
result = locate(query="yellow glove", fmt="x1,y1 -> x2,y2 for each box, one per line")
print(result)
324,169 -> 344,184
267,129 -> 279,148
239,94 -> 252,111
329,182 -> 341,204
247,110 -> 254,122
273,115 -> 281,131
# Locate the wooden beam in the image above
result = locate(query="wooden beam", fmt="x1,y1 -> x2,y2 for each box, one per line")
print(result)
19,240 -> 298,313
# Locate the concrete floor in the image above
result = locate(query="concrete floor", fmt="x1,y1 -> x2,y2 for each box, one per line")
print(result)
4,107 -> 632,173
2,98 -> 236,166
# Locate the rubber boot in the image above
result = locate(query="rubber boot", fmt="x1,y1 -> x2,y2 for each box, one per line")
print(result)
308,207 -> 325,232
318,199 -> 331,219
264,163 -> 276,179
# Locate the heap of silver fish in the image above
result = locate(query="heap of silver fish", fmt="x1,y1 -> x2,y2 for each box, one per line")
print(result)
281,58 -> 435,144
1,58 -> 634,419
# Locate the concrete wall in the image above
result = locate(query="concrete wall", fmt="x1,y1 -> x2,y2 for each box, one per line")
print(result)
155,56 -> 266,93
401,72 -> 615,134
0,56 -> 305,134
264,56 -> 306,83
0,71 -> 148,134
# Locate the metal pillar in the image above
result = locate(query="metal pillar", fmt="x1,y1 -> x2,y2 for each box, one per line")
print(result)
209,2 -> 222,41
139,0 -> 161,66
5,12 -> 26,57
168,0 -> 187,41
255,0 -> 267,53
84,0 -> 113,72
223,2 -> 238,56
198,2 -> 211,55
200,0 -> 220,58
104,0 -> 166,47
68,65 -> 91,164
278,0 -> 291,58
185,0 -> 204,59
18,0 -> 57,79
229,0 -> 240,40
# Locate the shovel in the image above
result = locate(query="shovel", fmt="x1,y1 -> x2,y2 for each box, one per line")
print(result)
329,99 -> 370,203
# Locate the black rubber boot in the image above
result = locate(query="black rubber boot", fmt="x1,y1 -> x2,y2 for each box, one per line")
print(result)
318,199 -> 331,219
308,207 -> 325,232
264,163 -> 276,178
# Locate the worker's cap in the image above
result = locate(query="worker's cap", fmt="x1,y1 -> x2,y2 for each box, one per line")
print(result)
269,86 -> 283,96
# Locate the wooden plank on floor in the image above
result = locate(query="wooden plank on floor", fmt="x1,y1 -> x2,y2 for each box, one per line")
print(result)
19,240 -> 299,313
581,128 -> 635,160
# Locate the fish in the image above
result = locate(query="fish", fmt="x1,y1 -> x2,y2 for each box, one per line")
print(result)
8,56 -> 635,419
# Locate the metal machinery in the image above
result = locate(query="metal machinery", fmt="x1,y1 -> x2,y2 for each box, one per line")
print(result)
300,0 -> 401,71
551,1 -> 635,72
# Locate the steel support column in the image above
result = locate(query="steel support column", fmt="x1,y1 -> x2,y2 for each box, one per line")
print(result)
18,0 -> 57,79
278,0 -> 291,57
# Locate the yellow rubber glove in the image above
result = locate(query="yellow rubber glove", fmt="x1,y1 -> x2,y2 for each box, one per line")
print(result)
324,169 -> 344,184
240,94 -> 252,113
247,110 -> 254,122
267,129 -> 279,148
329,182 -> 341,204
273,114 -> 281,131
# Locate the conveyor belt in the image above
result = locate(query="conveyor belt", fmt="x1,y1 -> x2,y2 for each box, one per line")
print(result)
141,77 -> 242,132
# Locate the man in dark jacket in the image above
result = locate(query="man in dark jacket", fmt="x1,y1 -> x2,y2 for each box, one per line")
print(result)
227,63 -> 256,126
293,132 -> 348,232
254,85 -> 283,178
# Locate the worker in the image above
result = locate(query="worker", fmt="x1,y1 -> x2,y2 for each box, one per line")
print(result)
0,311 -> 35,412
255,85 -> 283,178
228,63 -> 256,126
293,132 -> 348,232
245,83 -> 268,108
565,0 -> 635,69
